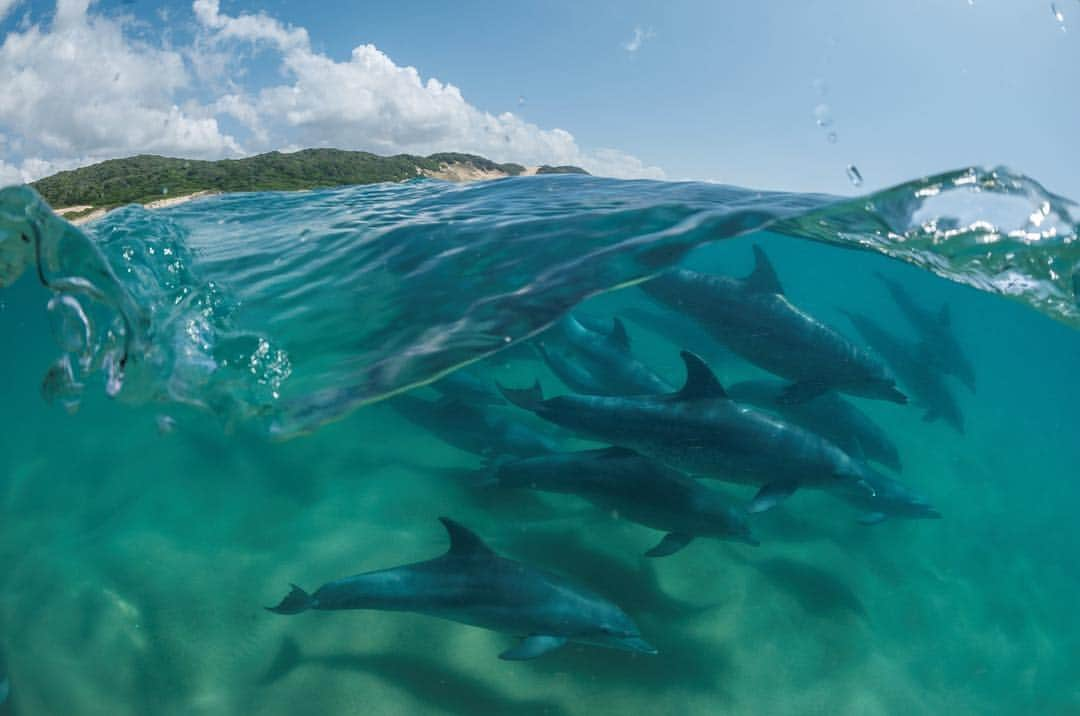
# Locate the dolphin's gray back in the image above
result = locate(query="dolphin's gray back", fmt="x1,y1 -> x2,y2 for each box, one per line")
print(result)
644,269 -> 889,389
532,392 -> 857,489
310,553 -> 617,637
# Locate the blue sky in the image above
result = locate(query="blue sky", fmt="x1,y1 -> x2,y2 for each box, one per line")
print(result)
1,0 -> 1077,197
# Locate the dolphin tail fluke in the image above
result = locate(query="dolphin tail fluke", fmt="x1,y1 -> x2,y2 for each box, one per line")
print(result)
266,584 -> 314,615
497,380 -> 544,411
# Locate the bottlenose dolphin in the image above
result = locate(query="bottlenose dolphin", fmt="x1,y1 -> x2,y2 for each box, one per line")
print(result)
267,517 -> 656,660
836,468 -> 941,525
840,309 -> 965,434
389,393 -> 561,458
499,351 -> 876,512
537,315 -> 672,396
876,272 -> 976,392
641,246 -> 906,404
491,447 -> 759,555
727,379 -> 902,472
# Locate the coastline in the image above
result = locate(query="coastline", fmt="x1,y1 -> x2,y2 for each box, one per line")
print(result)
57,189 -> 221,226
54,168 -> 542,226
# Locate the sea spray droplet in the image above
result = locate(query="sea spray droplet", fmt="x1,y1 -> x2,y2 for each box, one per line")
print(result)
813,103 -> 833,128
1052,3 -> 1066,30
846,164 -> 864,187
826,131 -> 838,144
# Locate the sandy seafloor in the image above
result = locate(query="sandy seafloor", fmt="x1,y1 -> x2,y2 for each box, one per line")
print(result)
1,236 -> 1079,715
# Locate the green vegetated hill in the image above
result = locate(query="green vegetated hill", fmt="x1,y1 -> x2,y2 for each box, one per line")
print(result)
30,149 -> 588,210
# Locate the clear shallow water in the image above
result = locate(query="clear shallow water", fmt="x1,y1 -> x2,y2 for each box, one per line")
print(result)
1,172 -> 1079,714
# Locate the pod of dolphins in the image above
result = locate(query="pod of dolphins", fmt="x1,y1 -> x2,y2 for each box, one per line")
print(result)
269,245 -> 971,662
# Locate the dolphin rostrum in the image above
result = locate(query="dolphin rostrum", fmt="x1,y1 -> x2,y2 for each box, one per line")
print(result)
267,517 -> 656,660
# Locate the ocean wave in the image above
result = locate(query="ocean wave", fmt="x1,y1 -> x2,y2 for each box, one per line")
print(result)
1,167 -> 1076,436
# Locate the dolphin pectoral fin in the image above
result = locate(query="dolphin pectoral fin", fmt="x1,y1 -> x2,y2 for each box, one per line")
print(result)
777,380 -> 828,405
748,481 -> 799,513
858,511 -> 888,525
497,380 -> 544,411
645,532 -> 694,557
499,635 -> 568,660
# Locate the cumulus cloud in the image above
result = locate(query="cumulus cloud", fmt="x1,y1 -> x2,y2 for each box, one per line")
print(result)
0,0 -> 241,177
0,1 -> 663,184
622,26 -> 655,53
0,0 -> 20,23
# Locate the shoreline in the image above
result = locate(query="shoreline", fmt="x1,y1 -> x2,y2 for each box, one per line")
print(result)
55,168 -> 542,226
57,189 -> 221,226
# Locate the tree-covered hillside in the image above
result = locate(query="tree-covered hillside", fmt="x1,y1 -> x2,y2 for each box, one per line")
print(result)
29,149 -> 587,209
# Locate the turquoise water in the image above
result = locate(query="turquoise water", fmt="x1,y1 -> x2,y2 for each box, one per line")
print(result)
1,171 -> 1079,714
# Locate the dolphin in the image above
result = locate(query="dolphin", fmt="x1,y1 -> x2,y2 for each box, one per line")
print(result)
498,351 -> 877,512
389,393 -> 561,458
536,315 -> 672,396
836,468 -> 942,525
640,246 -> 906,405
876,272 -> 976,392
267,517 -> 656,660
727,379 -> 902,472
839,309 -> 965,434
490,447 -> 759,556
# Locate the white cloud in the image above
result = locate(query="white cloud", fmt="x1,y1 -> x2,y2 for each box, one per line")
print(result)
0,0 -> 241,178
0,0 -> 20,23
622,26 -> 655,53
0,1 -> 663,185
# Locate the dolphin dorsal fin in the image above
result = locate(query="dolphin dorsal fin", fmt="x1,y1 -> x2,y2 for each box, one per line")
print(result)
439,517 -> 496,557
745,245 -> 784,294
607,317 -> 631,352
673,351 -> 727,400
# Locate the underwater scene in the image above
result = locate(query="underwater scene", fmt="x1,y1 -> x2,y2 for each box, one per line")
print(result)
1,170 -> 1080,715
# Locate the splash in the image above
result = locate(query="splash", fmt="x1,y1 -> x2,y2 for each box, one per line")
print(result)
1,168 -> 1077,436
